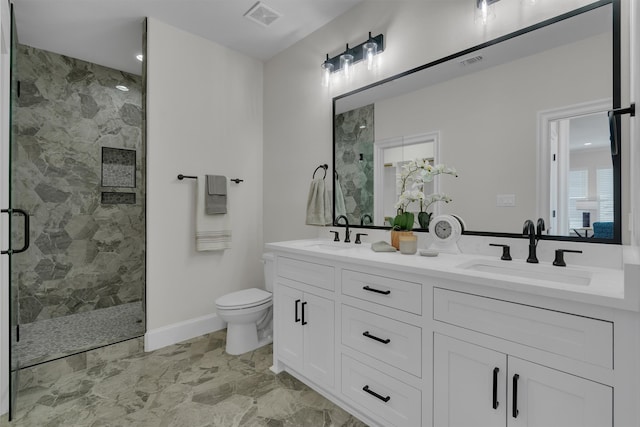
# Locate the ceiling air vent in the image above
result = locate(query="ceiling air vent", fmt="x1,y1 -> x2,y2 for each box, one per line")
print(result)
459,55 -> 484,66
244,2 -> 282,27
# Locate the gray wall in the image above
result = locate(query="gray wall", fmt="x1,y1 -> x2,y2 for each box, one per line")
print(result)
13,45 -> 144,323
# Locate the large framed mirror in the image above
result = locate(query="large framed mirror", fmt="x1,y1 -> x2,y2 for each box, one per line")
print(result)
333,0 -> 623,243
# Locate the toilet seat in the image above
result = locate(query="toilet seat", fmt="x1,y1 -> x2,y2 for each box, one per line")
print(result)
216,288 -> 272,310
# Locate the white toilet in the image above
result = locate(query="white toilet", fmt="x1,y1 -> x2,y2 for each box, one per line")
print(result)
215,253 -> 274,355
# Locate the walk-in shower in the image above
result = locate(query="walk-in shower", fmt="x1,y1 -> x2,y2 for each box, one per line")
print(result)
6,37 -> 146,418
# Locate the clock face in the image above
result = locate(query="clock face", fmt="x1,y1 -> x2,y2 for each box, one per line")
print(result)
435,220 -> 452,239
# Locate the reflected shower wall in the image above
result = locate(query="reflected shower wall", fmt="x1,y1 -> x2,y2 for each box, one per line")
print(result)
334,104 -> 374,225
13,44 -> 145,365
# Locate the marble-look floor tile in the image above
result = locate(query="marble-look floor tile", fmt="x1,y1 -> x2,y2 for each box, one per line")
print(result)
2,330 -> 367,427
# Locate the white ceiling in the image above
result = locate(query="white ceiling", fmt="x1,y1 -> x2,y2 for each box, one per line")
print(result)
12,0 -> 363,75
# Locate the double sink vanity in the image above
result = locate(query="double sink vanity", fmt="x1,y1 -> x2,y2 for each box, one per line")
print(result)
266,238 -> 640,427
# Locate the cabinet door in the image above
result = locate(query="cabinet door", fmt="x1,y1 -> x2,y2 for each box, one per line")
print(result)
507,357 -> 612,427
276,284 -> 304,372
302,292 -> 335,389
434,334 -> 507,427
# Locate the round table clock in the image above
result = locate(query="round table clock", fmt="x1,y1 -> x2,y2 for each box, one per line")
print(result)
429,214 -> 463,254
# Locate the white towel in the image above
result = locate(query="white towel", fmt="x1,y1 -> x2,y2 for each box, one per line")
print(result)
334,176 -> 347,218
196,175 -> 231,251
306,178 -> 332,226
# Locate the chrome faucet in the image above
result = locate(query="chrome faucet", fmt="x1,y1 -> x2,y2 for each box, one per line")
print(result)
360,214 -> 373,226
523,218 -> 545,263
335,215 -> 351,243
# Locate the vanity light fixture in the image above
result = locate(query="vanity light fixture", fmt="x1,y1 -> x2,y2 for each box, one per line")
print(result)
321,32 -> 384,86
476,0 -> 499,25
115,85 -> 129,92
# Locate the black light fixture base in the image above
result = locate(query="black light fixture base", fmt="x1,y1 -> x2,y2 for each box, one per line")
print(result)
324,33 -> 384,73
477,0 -> 500,7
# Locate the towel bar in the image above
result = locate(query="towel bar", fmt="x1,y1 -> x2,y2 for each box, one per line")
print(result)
178,174 -> 243,183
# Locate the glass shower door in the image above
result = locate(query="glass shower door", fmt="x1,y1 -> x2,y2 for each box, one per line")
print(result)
6,4 -> 28,420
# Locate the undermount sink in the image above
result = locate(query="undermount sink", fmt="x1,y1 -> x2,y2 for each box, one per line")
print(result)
457,259 -> 593,286
295,241 -> 354,251
310,243 -> 352,251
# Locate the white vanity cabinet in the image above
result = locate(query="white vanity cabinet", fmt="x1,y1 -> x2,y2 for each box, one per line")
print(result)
267,241 -> 639,427
273,256 -> 335,390
276,284 -> 334,389
434,334 -> 613,427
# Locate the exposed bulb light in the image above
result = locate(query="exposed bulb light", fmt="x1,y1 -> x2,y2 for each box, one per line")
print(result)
480,0 -> 489,24
321,54 -> 334,88
340,44 -> 354,80
363,32 -> 378,71
115,85 -> 129,92
136,54 -> 144,61
476,0 -> 498,25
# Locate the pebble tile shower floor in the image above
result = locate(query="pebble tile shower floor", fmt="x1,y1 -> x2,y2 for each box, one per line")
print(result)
16,302 -> 145,368
1,330 -> 368,427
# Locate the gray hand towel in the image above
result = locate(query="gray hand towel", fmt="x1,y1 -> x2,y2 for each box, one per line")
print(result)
206,175 -> 227,215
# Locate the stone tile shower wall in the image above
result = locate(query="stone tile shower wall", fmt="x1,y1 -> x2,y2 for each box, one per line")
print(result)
334,104 -> 374,225
13,45 -> 144,323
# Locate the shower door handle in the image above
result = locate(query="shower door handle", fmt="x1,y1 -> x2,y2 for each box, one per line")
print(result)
1,208 -> 30,255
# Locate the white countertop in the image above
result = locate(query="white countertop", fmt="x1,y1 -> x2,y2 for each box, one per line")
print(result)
266,239 -> 640,312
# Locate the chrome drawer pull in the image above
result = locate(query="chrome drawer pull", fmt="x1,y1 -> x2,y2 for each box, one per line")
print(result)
363,331 -> 391,344
362,285 -> 391,295
362,385 -> 390,403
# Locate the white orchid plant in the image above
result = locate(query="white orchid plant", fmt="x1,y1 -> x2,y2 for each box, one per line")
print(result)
391,159 -> 458,231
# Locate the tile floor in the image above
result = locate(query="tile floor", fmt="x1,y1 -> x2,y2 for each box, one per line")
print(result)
1,330 -> 368,427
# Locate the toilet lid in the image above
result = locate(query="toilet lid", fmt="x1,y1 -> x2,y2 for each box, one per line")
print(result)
216,288 -> 272,309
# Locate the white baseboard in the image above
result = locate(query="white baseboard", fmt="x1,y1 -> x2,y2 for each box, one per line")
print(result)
144,313 -> 226,352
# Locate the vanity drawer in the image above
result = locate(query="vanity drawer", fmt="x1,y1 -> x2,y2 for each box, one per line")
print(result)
341,355 -> 421,427
433,288 -> 613,368
341,305 -> 421,377
342,270 -> 421,315
276,257 -> 334,291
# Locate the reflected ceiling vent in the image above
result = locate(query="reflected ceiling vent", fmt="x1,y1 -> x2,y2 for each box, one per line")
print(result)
244,2 -> 282,27
459,55 -> 484,66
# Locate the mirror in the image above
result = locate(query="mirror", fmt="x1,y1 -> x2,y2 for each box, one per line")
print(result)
333,1 -> 621,242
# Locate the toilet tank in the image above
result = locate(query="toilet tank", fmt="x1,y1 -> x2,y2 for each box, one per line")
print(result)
262,252 -> 275,292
